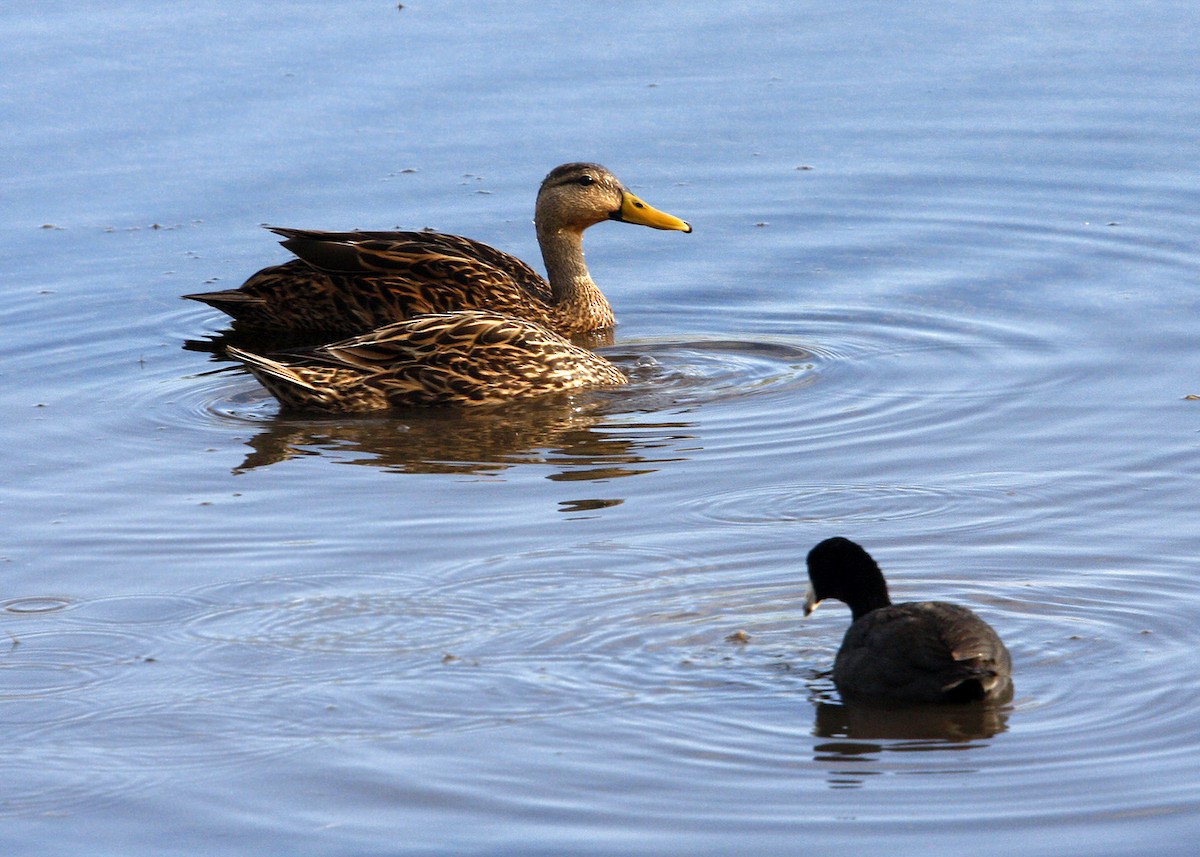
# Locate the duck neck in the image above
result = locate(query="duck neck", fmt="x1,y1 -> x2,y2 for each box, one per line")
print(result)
537,223 -> 614,330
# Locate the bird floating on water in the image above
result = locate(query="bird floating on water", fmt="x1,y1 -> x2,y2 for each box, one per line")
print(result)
804,537 -> 1013,705
184,163 -> 691,339
225,310 -> 628,412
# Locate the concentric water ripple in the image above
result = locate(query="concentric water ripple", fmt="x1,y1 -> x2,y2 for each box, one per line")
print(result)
665,564 -> 1200,827
605,338 -> 819,408
174,338 -> 813,476
2,596 -> 72,615
180,334 -> 819,434
3,545 -> 1198,832
165,303 -> 1062,484
695,307 -> 1066,455
0,627 -> 156,700
682,479 -> 1024,527
182,571 -> 478,665
187,337 -> 818,424
168,549 -> 714,728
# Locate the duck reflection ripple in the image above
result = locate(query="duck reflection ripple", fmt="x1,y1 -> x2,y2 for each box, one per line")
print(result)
189,330 -> 818,478
230,400 -> 697,479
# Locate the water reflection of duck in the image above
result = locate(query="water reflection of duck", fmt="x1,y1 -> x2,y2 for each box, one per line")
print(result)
805,537 -> 1013,705
229,394 -> 696,477
183,163 -> 691,339
226,310 -> 628,411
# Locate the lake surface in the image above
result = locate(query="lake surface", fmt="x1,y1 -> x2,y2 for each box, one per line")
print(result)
3,1 -> 1199,854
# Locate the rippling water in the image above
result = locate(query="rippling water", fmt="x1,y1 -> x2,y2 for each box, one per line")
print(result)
3,1 -> 1200,854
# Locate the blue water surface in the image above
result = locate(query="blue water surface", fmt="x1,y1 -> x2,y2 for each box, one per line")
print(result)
2,2 -> 1199,855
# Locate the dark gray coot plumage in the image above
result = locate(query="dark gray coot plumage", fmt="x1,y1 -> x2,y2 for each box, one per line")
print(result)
805,537 -> 1013,705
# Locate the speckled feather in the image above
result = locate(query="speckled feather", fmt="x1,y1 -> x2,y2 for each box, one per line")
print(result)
226,310 -> 628,412
184,163 -> 690,339
192,232 -> 559,337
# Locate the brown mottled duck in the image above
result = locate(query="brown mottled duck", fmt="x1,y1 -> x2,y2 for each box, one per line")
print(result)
185,163 -> 691,338
225,310 -> 628,412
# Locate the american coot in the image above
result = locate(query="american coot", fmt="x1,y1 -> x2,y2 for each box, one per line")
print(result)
805,537 -> 1013,705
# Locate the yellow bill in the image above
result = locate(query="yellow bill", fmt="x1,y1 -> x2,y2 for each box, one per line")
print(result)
614,191 -> 692,233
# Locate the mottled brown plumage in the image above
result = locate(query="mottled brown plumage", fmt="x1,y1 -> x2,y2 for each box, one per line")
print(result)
185,163 -> 691,338
226,310 -> 628,412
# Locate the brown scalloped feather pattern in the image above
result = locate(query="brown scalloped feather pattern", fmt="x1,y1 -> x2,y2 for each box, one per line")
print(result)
187,229 -> 564,338
226,310 -> 627,412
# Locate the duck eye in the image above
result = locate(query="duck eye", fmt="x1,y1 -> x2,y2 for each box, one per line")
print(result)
577,175 -> 596,186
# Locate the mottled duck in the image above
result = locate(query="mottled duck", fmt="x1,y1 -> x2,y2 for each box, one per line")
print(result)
185,163 -> 691,338
225,310 -> 628,412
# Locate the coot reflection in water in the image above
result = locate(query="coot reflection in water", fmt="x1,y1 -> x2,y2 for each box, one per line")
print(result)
811,699 -> 1011,790
814,698 -> 1010,744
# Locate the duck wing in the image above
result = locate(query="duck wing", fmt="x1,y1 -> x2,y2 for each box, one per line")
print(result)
268,227 -> 553,304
